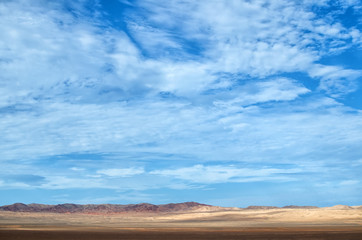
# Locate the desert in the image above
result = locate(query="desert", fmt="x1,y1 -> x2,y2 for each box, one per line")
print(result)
2,0 -> 362,239
1,202 -> 361,239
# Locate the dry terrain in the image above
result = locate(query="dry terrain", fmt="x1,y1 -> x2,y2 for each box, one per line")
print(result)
1,204 -> 361,239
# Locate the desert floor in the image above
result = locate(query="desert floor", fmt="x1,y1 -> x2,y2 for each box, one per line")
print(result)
1,207 -> 362,239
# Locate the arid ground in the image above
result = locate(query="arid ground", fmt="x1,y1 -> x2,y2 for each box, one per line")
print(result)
1,205 -> 361,239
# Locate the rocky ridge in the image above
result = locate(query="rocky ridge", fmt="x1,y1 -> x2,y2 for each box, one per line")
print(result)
0,202 -> 331,214
0,202 -> 213,213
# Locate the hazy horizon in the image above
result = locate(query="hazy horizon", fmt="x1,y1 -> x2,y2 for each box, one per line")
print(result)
1,0 -> 362,207
1,201 -> 361,209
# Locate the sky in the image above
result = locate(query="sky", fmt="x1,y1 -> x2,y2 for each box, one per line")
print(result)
0,0 -> 362,207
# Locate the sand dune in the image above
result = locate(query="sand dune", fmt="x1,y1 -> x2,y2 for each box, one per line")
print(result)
1,206 -> 362,240
1,204 -> 361,229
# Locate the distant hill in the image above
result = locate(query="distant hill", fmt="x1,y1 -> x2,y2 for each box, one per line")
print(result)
282,205 -> 319,209
245,205 -> 318,210
0,202 -> 325,214
324,205 -> 353,210
245,206 -> 279,210
0,202 -> 214,213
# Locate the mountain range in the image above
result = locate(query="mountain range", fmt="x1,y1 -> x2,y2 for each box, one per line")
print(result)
0,202 -> 212,213
0,202 -> 322,214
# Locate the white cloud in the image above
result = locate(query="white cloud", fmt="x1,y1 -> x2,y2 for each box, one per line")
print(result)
41,176 -> 105,189
150,164 -> 301,184
70,167 -> 84,171
0,0 -> 361,202
1,95 -> 362,167
302,0 -> 329,6
128,22 -> 182,55
339,180 -> 359,186
214,78 -> 310,108
97,167 -> 145,177
309,64 -> 362,97
338,0 -> 362,9
128,0 -> 362,95
0,0 -> 121,105
60,192 -> 162,204
0,0 -> 360,104
158,62 -> 216,96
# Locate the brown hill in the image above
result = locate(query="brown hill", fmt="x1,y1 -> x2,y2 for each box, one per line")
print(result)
245,205 -> 319,210
325,205 -> 353,210
245,206 -> 279,210
282,205 -> 318,209
0,202 -> 210,214
0,203 -> 30,212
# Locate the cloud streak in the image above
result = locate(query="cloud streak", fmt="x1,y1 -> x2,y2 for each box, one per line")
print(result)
150,165 -> 301,184
97,168 -> 145,177
0,0 -> 361,206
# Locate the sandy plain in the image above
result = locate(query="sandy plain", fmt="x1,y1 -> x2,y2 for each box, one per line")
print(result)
1,206 -> 362,239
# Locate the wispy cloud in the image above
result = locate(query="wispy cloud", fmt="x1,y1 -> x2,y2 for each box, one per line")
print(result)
0,0 -> 361,206
309,64 -> 362,97
213,78 -> 310,108
151,164 -> 301,184
97,167 -> 144,177
339,180 -> 359,186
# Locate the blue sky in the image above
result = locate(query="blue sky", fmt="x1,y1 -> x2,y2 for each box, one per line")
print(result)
0,0 -> 362,207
